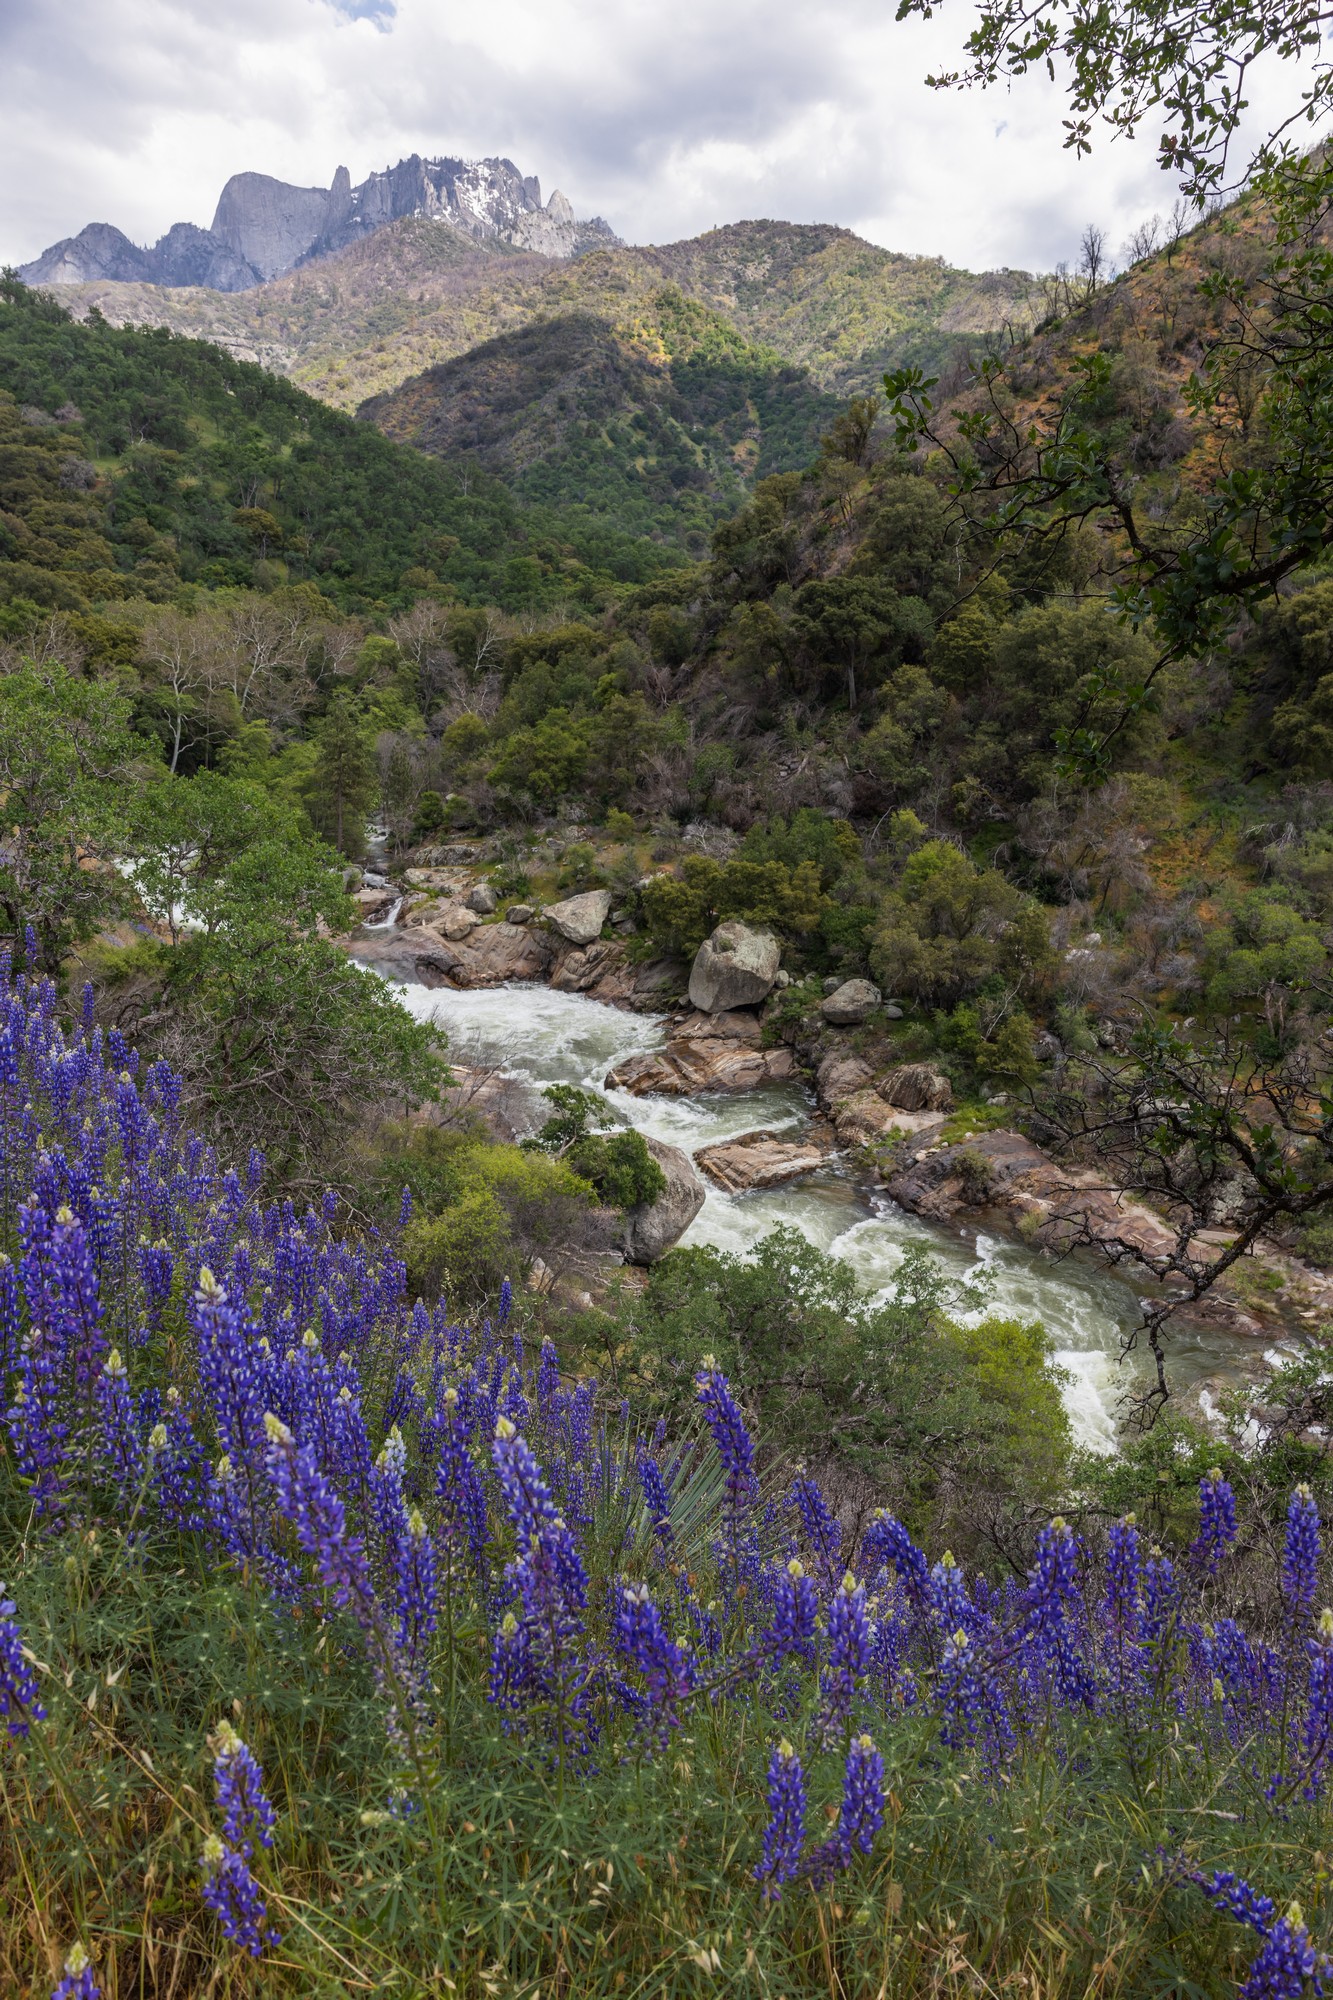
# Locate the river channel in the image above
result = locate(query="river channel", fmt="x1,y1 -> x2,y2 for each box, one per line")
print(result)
386,976 -> 1283,1452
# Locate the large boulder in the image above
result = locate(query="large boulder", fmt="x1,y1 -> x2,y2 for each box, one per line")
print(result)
545,890 -> 612,946
815,1052 -> 874,1111
694,1128 -> 828,1193
878,1064 -> 953,1113
620,1134 -> 706,1263
434,902 -> 482,942
688,921 -> 780,1014
820,978 -> 881,1026
466,881 -> 497,914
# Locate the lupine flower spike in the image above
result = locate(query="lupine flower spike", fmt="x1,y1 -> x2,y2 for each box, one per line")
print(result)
0,1590 -> 45,1739
50,1943 -> 101,2000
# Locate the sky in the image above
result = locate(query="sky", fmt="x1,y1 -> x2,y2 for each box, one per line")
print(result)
0,0 -> 1307,276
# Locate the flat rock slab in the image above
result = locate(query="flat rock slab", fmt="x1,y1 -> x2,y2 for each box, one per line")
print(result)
607,1038 -> 795,1097
669,1008 -> 763,1044
694,1128 -> 829,1192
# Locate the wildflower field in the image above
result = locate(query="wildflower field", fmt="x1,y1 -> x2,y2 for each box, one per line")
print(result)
2,944 -> 1333,1998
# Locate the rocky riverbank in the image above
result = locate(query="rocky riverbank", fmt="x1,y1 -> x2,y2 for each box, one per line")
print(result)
349,881 -> 1333,1348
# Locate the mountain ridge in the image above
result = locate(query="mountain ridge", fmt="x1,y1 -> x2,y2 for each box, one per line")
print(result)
18,153 -> 618,293
28,214 -> 1042,411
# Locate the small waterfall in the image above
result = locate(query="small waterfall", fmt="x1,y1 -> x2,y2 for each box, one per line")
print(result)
364,895 -> 404,931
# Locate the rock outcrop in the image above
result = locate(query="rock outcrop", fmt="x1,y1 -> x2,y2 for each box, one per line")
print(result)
607,1011 -> 795,1096
833,1091 -> 946,1146
694,1128 -> 828,1192
820,978 -> 881,1026
19,220 -> 260,292
544,890 -> 611,945
23,154 -> 622,294
879,1064 -> 953,1112
688,921 -> 780,1013
620,1135 -> 705,1262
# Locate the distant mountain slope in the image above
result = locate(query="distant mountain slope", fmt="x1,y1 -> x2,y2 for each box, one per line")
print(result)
360,295 -> 840,550
43,216 -> 1042,412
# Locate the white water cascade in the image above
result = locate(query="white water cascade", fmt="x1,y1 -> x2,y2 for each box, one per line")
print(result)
388,977 -> 1267,1451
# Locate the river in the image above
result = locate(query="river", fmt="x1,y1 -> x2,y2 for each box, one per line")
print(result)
386,976 -> 1280,1451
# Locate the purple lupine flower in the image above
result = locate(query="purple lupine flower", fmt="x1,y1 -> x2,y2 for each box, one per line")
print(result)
1300,1609 -> 1333,1801
6,1324 -> 67,1513
1142,1545 -> 1180,1646
34,1203 -> 106,1390
765,1558 -> 818,1668
930,1552 -> 971,1636
1022,1518 -> 1095,1710
146,1392 -> 207,1534
490,1418 -> 588,1732
613,1578 -> 694,1733
397,1185 -> 412,1229
492,1415 -> 560,1554
212,1721 -> 278,1856
435,1389 -> 488,1575
1283,1486 -> 1321,1627
1104,1515 -> 1144,1631
800,1731 -> 886,1888
819,1572 -> 873,1735
498,1276 -> 512,1327
0,1254 -> 19,1376
536,1339 -> 561,1418
264,1414 -> 376,1623
488,1610 -> 533,1712
862,1510 -> 933,1621
1,1590 -> 45,1738
96,1349 -> 143,1494
1194,1868 -> 1277,1932
1238,1904 -> 1331,2000
637,1451 -> 674,1549
1190,1467 -> 1238,1577
136,1239 -> 175,1334
193,1270 -> 269,1474
754,1739 -> 806,1901
938,1623 -> 986,1749
790,1472 -> 842,1588
199,1836 -> 279,1958
839,1731 -> 885,1855
50,1943 -> 101,1999
695,1360 -> 756,1510
391,1507 -> 438,1672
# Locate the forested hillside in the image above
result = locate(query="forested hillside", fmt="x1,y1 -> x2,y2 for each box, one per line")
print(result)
40,215 -> 1042,410
361,295 -> 839,550
0,277 -> 700,625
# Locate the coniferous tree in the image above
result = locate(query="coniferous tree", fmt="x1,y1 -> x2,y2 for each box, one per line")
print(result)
309,702 -> 375,859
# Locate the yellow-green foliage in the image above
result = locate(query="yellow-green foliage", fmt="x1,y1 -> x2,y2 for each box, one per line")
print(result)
941,1314 -> 1073,1501
402,1135 -> 597,1305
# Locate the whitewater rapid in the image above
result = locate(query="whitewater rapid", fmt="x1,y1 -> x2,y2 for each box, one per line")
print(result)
387,978 -> 1258,1451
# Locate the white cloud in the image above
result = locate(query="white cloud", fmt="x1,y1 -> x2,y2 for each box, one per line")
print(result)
0,0 -> 1317,274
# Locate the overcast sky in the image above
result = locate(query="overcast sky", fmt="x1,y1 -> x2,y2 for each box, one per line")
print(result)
0,0 -> 1305,275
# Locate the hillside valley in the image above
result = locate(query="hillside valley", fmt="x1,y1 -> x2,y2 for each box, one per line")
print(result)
38,214 -> 1042,411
